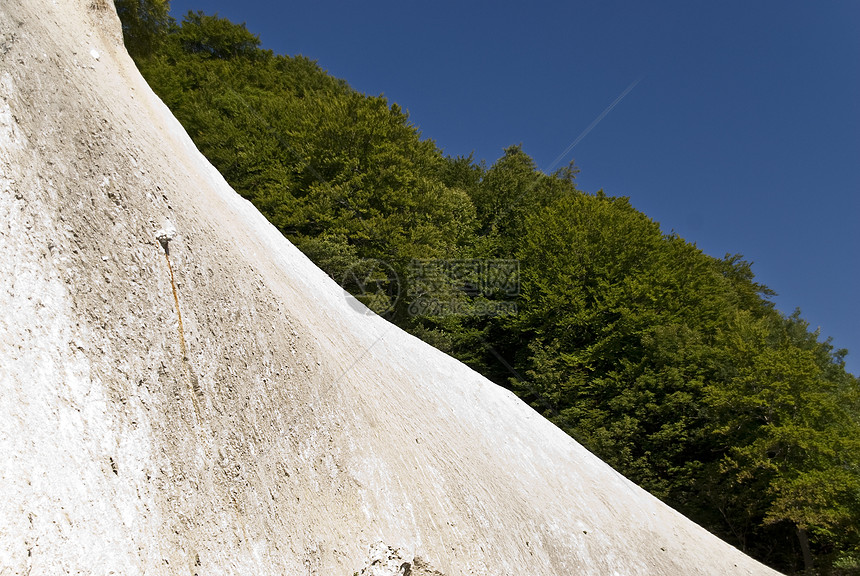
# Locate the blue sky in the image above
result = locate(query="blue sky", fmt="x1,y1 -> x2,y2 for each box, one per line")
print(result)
167,1 -> 860,374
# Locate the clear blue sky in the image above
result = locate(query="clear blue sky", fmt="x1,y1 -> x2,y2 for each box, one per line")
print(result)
168,1 -> 860,374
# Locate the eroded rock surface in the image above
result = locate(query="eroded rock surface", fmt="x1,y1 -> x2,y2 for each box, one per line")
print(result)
355,542 -> 446,576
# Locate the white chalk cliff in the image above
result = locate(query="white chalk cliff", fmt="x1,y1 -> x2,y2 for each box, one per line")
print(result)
0,1 -> 782,574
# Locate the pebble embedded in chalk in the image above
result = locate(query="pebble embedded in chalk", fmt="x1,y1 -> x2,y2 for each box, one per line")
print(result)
155,219 -> 177,245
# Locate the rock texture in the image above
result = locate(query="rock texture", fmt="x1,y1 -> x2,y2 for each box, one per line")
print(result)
0,1 -> 782,574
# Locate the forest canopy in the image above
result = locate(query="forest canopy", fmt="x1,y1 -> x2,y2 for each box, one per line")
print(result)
118,4 -> 860,574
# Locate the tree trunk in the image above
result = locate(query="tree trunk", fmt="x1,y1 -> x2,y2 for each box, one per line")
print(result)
796,526 -> 814,574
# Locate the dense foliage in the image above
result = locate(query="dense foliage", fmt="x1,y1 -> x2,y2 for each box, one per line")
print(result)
119,5 -> 860,573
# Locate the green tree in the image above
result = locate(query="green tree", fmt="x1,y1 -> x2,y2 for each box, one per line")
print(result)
175,11 -> 261,59
469,145 -> 576,258
114,0 -> 171,60
513,192 -> 727,500
705,310 -> 860,572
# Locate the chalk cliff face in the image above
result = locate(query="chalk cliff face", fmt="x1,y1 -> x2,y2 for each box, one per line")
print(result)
0,2 -> 781,575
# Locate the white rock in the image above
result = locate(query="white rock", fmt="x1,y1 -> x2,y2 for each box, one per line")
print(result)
155,219 -> 176,244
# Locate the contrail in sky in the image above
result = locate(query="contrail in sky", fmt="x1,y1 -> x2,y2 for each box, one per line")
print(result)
546,76 -> 643,173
